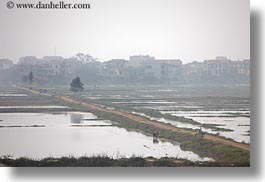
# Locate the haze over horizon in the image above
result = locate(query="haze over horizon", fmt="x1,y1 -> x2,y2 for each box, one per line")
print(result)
0,0 -> 249,63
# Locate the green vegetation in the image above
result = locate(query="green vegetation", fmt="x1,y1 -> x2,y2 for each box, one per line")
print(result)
0,156 -> 249,167
29,71 -> 34,85
70,77 -> 84,93
180,138 -> 249,165
0,156 -> 147,167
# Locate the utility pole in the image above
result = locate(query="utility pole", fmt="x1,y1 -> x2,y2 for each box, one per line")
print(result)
54,46 -> 57,56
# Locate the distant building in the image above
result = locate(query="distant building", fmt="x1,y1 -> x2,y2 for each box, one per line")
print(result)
42,56 -> 63,76
182,61 -> 206,82
184,61 -> 204,76
46,60 -> 62,76
144,59 -> 182,80
43,56 -> 64,62
18,56 -> 42,65
204,57 -> 231,76
103,59 -> 129,77
129,55 -> 155,66
0,54 -> 250,84
0,59 -> 13,70
231,59 -> 250,76
61,58 -> 82,76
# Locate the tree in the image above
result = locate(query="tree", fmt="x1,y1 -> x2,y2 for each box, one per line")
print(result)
29,71 -> 34,85
70,76 -> 84,93
75,53 -> 97,64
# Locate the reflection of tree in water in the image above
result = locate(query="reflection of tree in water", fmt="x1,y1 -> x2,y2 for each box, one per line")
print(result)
70,113 -> 84,124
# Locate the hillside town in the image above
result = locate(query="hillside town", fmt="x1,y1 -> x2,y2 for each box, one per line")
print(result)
0,54 -> 250,85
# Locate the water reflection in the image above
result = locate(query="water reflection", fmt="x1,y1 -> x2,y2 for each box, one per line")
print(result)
70,113 -> 84,124
153,131 -> 159,144
0,112 -> 212,161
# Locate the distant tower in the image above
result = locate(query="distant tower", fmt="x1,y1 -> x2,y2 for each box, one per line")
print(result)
54,46 -> 57,56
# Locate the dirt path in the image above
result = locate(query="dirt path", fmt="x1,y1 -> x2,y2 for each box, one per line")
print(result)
17,86 -> 250,151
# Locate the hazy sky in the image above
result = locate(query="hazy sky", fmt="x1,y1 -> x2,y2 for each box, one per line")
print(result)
0,0 -> 249,63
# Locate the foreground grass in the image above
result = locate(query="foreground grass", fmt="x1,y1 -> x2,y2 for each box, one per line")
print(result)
0,156 -> 249,167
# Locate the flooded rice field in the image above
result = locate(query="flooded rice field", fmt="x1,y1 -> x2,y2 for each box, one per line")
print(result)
69,85 -> 250,144
134,108 -> 250,143
0,112 -> 211,161
142,109 -> 250,143
0,85 -> 250,161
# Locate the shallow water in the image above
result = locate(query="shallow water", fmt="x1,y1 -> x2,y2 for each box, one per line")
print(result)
162,110 -> 250,116
0,93 -> 28,97
139,105 -> 204,110
132,109 -> 250,143
112,100 -> 175,104
0,112 -> 211,161
161,110 -> 250,143
131,111 -> 200,130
